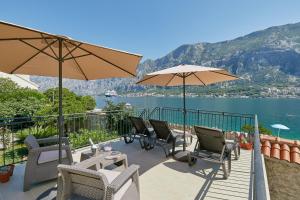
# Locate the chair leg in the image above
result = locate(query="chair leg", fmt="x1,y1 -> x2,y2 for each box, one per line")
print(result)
124,133 -> 134,144
234,145 -> 240,160
138,135 -> 145,149
222,153 -> 232,179
188,153 -> 197,166
23,170 -> 31,192
144,136 -> 155,150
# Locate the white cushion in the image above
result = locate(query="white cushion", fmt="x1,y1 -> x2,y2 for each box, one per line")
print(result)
172,129 -> 192,136
38,150 -> 67,164
225,139 -> 235,144
98,169 -> 132,200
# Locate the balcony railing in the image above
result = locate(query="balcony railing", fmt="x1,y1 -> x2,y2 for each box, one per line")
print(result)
0,109 -> 144,166
0,107 -> 256,166
143,107 -> 255,132
0,106 -> 270,199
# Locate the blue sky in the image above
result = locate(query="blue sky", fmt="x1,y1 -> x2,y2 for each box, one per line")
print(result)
1,0 -> 300,60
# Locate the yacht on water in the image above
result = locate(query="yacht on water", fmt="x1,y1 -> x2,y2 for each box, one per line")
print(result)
105,90 -> 118,97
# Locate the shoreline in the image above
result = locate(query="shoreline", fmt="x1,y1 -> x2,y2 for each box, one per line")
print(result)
116,93 -> 300,99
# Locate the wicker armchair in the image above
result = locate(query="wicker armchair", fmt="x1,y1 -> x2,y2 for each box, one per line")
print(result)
57,157 -> 140,200
23,135 -> 73,191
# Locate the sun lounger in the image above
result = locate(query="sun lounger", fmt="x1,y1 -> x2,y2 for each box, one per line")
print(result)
127,116 -> 155,150
149,119 -> 182,157
188,126 -> 233,179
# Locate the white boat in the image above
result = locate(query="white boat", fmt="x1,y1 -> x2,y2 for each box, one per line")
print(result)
105,90 -> 118,97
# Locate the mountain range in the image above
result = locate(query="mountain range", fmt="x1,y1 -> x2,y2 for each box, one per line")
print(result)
31,22 -> 300,95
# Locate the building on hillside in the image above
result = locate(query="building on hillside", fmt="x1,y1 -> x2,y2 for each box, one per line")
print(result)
0,72 -> 38,90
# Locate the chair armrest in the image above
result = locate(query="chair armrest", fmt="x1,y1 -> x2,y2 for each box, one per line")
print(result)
75,155 -> 103,170
26,144 -> 73,166
107,164 -> 140,194
29,145 -> 72,160
37,137 -> 69,145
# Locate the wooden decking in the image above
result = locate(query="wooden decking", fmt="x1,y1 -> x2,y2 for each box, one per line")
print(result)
0,138 -> 253,200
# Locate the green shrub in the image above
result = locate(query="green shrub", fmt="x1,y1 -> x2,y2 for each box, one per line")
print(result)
242,124 -> 272,135
69,129 -> 119,149
16,125 -> 58,143
103,101 -> 133,135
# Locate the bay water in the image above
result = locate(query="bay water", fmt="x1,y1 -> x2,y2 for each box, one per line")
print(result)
96,96 -> 300,140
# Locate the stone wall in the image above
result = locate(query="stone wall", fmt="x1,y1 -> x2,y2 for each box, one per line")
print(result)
264,157 -> 300,200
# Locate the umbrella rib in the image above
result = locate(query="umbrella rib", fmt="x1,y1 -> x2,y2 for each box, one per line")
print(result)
136,74 -> 159,84
65,40 -> 136,77
64,53 -> 91,61
62,43 -> 82,59
20,39 -> 58,61
165,74 -> 177,86
41,33 -> 58,59
10,39 -> 58,73
210,70 -> 238,78
64,44 -> 89,80
0,37 -> 53,41
192,72 -> 207,86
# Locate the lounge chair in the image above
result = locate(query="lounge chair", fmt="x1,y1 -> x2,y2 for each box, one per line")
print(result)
194,127 -> 240,160
127,116 -> 155,150
57,158 -> 140,200
149,119 -> 182,157
188,126 -> 232,179
23,135 -> 73,191
224,132 -> 240,160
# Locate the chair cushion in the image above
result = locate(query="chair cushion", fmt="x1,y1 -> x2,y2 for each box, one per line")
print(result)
24,135 -> 39,149
98,169 -> 132,200
38,150 -> 67,164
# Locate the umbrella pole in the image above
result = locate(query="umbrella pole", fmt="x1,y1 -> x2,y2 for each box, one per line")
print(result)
58,38 -> 63,163
183,75 -> 186,151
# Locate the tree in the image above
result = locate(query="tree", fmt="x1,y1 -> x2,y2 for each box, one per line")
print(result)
81,95 -> 96,111
39,87 -> 96,115
0,78 -> 46,118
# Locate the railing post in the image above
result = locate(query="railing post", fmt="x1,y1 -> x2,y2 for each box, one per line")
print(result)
253,114 -> 269,200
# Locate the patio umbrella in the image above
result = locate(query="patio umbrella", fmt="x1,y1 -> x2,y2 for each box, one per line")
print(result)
271,124 -> 290,137
0,21 -> 142,162
137,64 -> 238,160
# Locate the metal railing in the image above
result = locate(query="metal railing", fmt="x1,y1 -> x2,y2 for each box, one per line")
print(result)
0,109 -> 145,166
253,115 -> 270,200
144,107 -> 255,132
0,106 -> 270,199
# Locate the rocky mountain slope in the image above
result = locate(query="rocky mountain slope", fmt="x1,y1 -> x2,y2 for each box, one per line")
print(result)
31,22 -> 300,95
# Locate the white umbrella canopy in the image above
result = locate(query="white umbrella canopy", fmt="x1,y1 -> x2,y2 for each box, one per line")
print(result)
0,21 -> 142,162
137,64 -> 238,86
271,124 -> 290,137
271,124 -> 290,130
137,64 -> 238,159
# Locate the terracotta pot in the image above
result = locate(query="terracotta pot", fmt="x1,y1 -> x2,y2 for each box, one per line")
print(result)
0,169 -> 10,183
240,143 -> 253,150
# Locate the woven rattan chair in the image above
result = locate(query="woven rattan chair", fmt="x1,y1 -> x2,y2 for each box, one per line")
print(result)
188,126 -> 232,179
23,135 -> 73,191
57,157 -> 140,200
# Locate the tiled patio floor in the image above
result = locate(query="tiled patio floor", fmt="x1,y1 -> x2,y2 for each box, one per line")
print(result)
0,138 -> 253,200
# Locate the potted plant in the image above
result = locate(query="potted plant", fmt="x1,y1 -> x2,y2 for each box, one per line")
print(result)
239,134 -> 253,150
0,164 -> 15,183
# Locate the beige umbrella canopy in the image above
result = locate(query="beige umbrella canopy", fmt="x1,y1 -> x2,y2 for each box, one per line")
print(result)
137,64 -> 237,86
137,64 -> 238,159
0,21 -> 142,79
0,21 -> 142,162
